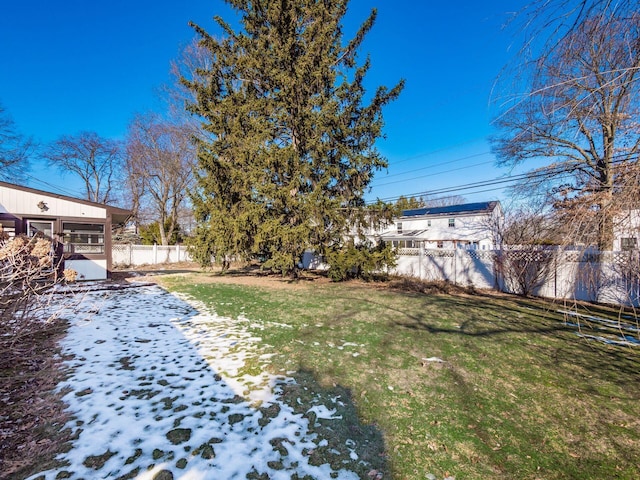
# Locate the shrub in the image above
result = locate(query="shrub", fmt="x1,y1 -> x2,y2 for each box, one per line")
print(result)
0,229 -> 74,477
326,240 -> 396,282
139,220 -> 183,245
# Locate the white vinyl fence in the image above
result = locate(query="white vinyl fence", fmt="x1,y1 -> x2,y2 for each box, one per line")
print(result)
111,244 -> 640,306
112,244 -> 191,267
389,248 -> 640,307
393,248 -> 498,290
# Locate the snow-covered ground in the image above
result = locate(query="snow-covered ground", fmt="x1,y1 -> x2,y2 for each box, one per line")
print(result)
29,283 -> 364,480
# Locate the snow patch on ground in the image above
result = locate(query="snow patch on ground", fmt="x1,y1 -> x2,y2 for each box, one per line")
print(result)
29,284 -> 360,479
558,309 -> 640,347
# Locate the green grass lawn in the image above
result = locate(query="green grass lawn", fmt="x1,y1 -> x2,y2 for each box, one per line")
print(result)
158,272 -> 640,479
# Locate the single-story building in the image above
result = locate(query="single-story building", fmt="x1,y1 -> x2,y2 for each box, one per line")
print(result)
0,181 -> 131,280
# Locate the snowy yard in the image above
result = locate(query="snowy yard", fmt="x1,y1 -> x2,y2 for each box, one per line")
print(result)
29,283 -> 369,480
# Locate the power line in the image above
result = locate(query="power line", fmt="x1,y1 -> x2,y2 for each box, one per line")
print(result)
23,172 -> 86,198
372,173 -> 534,204
370,163 -> 569,204
369,154 -> 638,204
383,137 -> 489,168
376,151 -> 493,181
373,159 -> 495,188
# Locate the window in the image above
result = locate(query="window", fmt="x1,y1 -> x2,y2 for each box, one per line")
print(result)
388,239 -> 416,249
27,220 -> 53,239
448,218 -> 455,228
437,241 -> 444,248
63,223 -> 105,254
0,219 -> 16,238
427,220 -> 431,227
621,237 -> 637,251
396,222 -> 403,234
25,220 -> 54,266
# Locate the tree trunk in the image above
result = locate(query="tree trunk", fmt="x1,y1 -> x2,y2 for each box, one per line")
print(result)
598,190 -> 615,251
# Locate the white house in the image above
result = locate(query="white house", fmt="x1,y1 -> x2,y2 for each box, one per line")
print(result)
373,201 -> 503,252
0,181 -> 131,280
614,209 -> 640,251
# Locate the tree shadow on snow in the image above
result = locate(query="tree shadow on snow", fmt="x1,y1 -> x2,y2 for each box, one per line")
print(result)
274,370 -> 388,479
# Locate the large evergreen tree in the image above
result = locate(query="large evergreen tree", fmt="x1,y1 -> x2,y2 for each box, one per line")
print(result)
183,0 -> 403,274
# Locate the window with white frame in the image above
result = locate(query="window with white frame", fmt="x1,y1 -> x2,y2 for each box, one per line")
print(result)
27,220 -> 53,239
396,222 -> 403,234
448,218 -> 455,228
63,223 -> 105,254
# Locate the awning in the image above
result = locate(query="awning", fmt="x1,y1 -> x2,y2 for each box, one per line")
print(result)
379,229 -> 428,241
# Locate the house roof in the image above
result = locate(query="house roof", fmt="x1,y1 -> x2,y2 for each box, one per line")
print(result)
401,201 -> 500,218
380,229 -> 428,241
0,181 -> 132,225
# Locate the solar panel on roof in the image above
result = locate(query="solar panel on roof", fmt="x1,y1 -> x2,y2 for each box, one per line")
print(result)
402,201 -> 497,217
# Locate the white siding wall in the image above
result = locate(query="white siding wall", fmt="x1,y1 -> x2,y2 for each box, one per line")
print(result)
65,259 -> 108,281
614,210 -> 640,250
0,186 -> 106,219
391,213 -> 497,249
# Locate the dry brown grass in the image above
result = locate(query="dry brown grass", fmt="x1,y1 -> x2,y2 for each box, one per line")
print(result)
119,263 -> 333,290
0,319 -> 72,479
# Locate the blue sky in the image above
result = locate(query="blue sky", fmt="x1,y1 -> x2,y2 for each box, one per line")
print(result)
0,0 -> 526,204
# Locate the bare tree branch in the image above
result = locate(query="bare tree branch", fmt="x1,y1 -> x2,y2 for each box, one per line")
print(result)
41,132 -> 123,204
0,102 -> 33,182
493,9 -> 640,249
125,113 -> 196,245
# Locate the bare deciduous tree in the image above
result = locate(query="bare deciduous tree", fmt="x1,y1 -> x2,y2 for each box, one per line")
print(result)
125,114 -> 196,246
42,132 -> 122,204
0,102 -> 33,182
496,246 -> 558,297
166,38 -> 213,125
508,0 -> 638,60
394,195 -> 467,215
494,202 -> 561,297
423,195 -> 467,208
493,11 -> 640,250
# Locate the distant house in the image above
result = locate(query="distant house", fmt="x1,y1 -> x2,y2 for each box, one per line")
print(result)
614,209 -> 640,251
0,181 -> 131,280
374,201 -> 503,251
